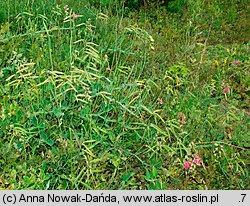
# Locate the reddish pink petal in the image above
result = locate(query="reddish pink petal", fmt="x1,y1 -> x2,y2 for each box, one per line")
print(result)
193,158 -> 201,165
72,13 -> 78,19
180,120 -> 186,125
184,162 -> 191,170
223,86 -> 230,94
178,112 -> 184,119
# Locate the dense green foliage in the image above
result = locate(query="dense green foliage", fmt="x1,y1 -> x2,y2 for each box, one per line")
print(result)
0,0 -> 249,189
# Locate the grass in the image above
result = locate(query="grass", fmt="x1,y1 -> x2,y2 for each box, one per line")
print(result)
0,0 -> 249,189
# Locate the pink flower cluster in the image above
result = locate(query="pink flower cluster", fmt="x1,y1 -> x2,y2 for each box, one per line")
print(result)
178,112 -> 186,125
63,5 -> 78,19
184,154 -> 201,170
64,5 -> 69,10
184,161 -> 191,170
72,13 -> 78,19
231,60 -> 240,66
223,86 -> 230,94
221,79 -> 230,94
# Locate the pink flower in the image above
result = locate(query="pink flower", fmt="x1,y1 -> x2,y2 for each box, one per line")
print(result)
193,158 -> 201,165
223,86 -> 230,94
64,5 -> 69,10
231,60 -> 240,66
178,112 -> 184,119
158,98 -> 163,105
184,161 -> 191,170
72,13 -> 78,19
78,106 -> 85,111
192,154 -> 201,165
180,120 -> 186,125
222,79 -> 226,86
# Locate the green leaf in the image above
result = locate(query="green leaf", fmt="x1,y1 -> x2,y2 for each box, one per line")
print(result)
155,180 -> 161,189
152,166 -> 158,178
145,170 -> 151,181
148,182 -> 155,190
53,107 -> 63,118
40,131 -> 54,146
46,139 -> 54,146
122,172 -> 134,182
14,141 -> 22,150
40,131 -> 48,141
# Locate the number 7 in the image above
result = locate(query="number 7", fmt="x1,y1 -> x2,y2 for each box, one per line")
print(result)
241,194 -> 246,202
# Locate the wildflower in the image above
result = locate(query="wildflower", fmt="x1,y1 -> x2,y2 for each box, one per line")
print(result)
64,5 -> 69,10
193,158 -> 201,165
192,155 -> 201,165
184,161 -> 191,170
158,98 -> 163,105
223,86 -> 230,94
180,120 -> 186,125
78,105 -> 85,111
72,13 -> 78,19
222,79 -> 226,86
178,112 -> 184,119
231,60 -> 240,66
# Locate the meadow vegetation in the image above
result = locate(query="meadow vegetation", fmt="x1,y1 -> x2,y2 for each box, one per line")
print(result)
0,0 -> 249,189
